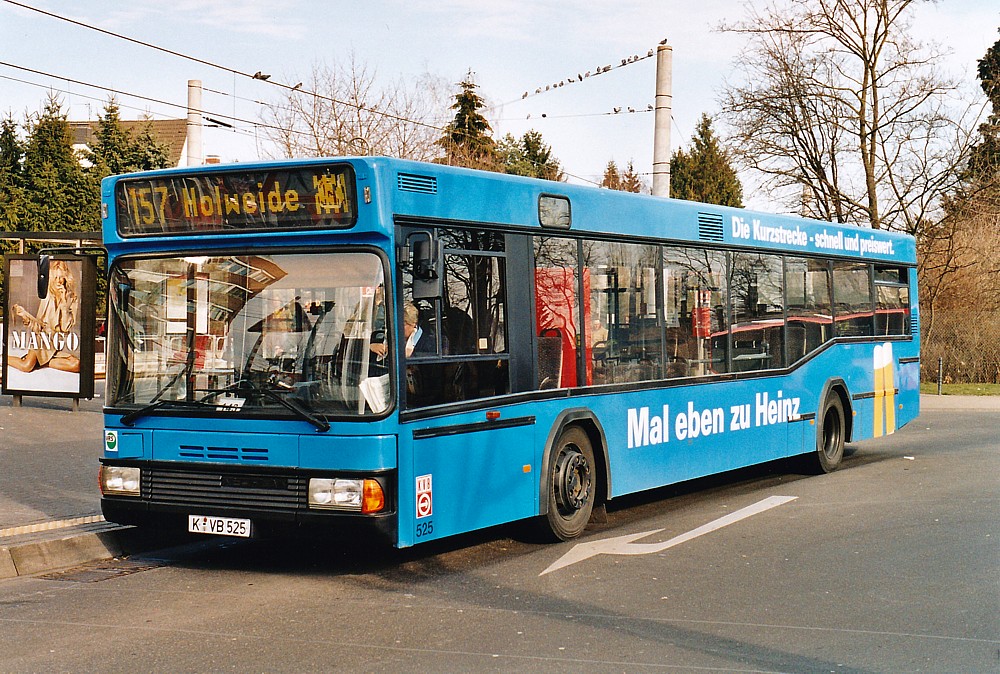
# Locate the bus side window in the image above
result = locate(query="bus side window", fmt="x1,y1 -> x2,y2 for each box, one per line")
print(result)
585,241 -> 662,385
729,252 -> 785,372
533,236 -> 581,389
401,227 -> 511,408
785,257 -> 833,361
833,261 -> 874,337
663,247 -> 727,377
874,265 -> 910,336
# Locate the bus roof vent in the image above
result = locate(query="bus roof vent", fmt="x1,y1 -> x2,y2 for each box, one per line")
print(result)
698,212 -> 725,242
397,173 -> 438,195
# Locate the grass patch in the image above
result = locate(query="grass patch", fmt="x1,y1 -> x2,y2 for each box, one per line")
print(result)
920,382 -> 1000,396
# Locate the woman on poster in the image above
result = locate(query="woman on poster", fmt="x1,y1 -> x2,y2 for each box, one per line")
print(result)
7,260 -> 81,374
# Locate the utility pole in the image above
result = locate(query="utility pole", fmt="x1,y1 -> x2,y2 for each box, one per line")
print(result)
186,80 -> 203,166
651,43 -> 673,198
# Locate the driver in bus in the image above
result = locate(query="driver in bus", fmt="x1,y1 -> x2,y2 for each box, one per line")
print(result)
368,284 -> 387,363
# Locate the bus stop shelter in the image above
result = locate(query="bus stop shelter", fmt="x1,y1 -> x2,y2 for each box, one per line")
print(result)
2,231 -> 103,410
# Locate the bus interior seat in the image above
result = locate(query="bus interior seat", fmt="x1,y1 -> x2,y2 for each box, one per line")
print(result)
537,328 -> 563,389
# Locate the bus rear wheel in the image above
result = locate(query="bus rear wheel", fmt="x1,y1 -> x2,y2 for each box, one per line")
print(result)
809,394 -> 846,474
538,426 -> 596,542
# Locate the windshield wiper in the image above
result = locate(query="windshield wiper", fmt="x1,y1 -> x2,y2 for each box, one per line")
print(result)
119,361 -> 201,426
199,378 -> 330,432
120,398 -> 212,426
134,359 -> 190,405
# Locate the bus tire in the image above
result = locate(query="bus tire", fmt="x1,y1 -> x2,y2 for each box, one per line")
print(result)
810,393 -> 846,474
538,426 -> 596,542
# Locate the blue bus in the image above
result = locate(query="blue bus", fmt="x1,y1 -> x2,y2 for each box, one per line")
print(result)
97,157 -> 919,545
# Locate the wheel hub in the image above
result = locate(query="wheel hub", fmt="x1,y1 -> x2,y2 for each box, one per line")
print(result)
554,449 -> 591,513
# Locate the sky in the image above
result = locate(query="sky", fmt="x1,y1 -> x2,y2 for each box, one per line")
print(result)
1,0 -> 998,200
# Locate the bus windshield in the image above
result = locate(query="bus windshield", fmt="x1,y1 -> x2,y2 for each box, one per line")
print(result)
107,251 -> 391,419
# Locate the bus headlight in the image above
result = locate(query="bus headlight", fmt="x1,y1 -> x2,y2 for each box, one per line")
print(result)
100,465 -> 141,496
308,478 -> 385,513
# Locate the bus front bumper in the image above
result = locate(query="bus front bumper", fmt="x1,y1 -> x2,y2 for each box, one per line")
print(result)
100,459 -> 397,545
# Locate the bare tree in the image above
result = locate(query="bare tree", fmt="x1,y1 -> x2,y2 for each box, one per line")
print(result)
720,0 -> 980,233
259,55 -> 449,161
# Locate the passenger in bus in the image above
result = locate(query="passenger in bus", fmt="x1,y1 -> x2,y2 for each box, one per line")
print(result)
589,314 -> 608,348
403,302 -> 435,357
403,303 -> 443,406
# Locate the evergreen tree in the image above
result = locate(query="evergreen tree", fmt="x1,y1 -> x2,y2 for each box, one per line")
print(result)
966,28 -> 1000,181
670,114 -> 743,207
0,114 -> 22,176
497,130 -> 563,180
20,94 -> 98,232
0,114 -> 25,232
620,160 -> 644,193
87,100 -> 170,176
600,159 -> 644,193
438,71 -> 496,169
87,100 -> 134,175
601,160 -> 624,190
130,121 -> 171,171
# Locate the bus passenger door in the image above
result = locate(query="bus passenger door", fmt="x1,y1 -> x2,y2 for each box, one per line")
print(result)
400,416 -> 537,546
395,227 -> 537,545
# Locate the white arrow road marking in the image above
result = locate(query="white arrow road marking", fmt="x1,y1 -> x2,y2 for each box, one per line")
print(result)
540,495 -> 798,576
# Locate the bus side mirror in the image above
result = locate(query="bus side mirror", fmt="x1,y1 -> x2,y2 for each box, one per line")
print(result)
410,235 -> 442,300
36,254 -> 51,299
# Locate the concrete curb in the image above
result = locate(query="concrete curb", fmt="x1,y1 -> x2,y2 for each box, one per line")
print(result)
0,525 -> 194,580
1,529 -> 124,579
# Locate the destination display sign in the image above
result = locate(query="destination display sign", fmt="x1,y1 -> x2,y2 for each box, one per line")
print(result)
115,165 -> 356,236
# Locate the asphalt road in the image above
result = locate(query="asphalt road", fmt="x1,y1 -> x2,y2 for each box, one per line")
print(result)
0,406 -> 996,672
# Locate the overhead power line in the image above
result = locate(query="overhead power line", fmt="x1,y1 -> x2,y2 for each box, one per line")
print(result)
510,104 -> 655,121
0,0 -> 444,134
1,1 -> 617,184
496,39 -> 667,108
3,0 -> 248,78
0,61 -> 608,185
0,61 -> 292,147
1,61 -> 249,126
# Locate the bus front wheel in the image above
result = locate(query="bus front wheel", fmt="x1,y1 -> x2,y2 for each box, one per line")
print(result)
810,394 -> 846,474
538,426 -> 596,542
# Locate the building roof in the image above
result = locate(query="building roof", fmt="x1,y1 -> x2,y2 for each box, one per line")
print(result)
69,119 -> 187,167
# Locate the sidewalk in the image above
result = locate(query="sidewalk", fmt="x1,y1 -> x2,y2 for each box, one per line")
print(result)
919,392 -> 1000,411
1,389 -> 996,579
0,383 -> 134,579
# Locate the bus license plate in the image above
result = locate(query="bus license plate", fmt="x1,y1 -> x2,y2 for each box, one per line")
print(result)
188,515 -> 251,538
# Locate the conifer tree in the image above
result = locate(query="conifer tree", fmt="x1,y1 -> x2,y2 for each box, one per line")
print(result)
438,71 -> 496,169
966,28 -> 1000,182
0,115 -> 22,176
601,160 -> 624,191
497,130 -> 563,180
670,114 -> 743,207
600,159 -> 644,193
87,100 -> 170,176
129,122 -> 171,172
20,94 -> 97,232
0,115 -> 25,232
87,100 -> 134,175
620,160 -> 644,193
